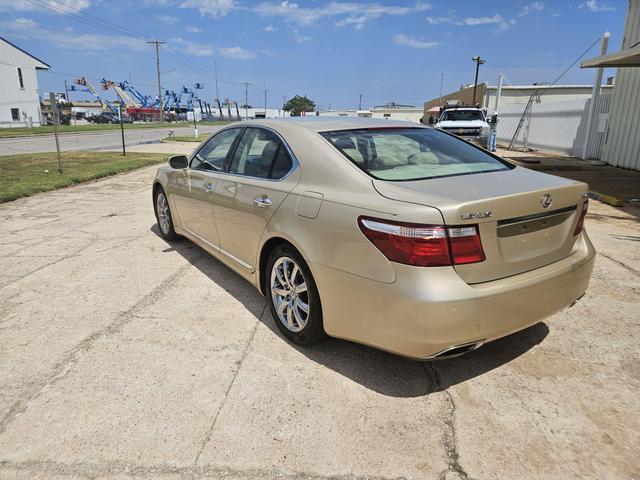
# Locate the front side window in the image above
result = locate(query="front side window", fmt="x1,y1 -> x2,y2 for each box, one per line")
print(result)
321,128 -> 511,181
191,128 -> 240,171
228,128 -> 292,179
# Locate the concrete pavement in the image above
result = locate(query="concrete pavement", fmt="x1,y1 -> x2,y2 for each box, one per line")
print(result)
0,125 -> 223,155
0,166 -> 638,479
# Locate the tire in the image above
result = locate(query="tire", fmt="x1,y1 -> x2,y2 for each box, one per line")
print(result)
153,186 -> 179,241
266,245 -> 325,345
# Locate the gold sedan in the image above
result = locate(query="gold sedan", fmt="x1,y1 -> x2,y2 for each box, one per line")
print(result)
152,119 -> 595,359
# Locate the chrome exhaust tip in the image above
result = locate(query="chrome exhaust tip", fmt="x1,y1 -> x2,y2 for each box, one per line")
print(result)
428,340 -> 485,360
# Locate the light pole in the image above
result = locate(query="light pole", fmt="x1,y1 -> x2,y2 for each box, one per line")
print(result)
471,56 -> 485,105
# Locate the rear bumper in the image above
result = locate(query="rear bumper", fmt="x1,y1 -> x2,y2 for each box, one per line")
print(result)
312,231 -> 595,359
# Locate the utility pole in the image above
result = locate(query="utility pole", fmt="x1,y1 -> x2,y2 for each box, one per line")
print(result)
214,60 -> 220,103
471,56 -> 485,105
263,82 -> 268,116
242,81 -> 251,119
282,95 -> 287,117
358,94 -> 362,110
439,72 -> 444,107
49,92 -> 63,174
148,40 -> 165,122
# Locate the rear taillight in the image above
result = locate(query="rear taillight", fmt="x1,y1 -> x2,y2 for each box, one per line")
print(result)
358,217 -> 485,267
573,198 -> 589,236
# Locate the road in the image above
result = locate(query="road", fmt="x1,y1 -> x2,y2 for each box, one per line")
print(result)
0,166 -> 638,480
0,125 -> 223,155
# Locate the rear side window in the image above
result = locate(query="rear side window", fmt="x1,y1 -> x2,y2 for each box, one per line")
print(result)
228,128 -> 293,179
321,128 -> 511,181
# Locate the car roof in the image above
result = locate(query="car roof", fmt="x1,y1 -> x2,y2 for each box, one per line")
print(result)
235,117 -> 427,133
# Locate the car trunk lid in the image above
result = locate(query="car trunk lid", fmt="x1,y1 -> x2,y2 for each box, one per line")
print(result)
373,167 -> 588,284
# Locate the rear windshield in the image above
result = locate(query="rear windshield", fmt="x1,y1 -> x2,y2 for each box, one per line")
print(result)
440,110 -> 484,122
321,128 -> 511,181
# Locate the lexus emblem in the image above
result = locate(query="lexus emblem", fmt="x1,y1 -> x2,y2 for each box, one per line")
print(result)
540,194 -> 552,209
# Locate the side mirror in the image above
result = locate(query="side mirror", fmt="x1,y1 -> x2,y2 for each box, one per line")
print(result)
169,155 -> 188,169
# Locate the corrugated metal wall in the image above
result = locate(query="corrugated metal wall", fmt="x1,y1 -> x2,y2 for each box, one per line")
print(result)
601,0 -> 640,171
496,93 -> 611,158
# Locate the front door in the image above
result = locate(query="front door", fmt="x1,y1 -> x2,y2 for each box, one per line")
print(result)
172,127 -> 241,247
212,127 -> 300,270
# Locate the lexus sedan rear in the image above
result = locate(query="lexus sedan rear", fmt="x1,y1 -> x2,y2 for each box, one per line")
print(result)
152,118 -> 595,359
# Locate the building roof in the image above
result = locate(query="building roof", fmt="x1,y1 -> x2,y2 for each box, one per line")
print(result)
582,47 -> 640,68
0,36 -> 50,69
486,84 -> 614,90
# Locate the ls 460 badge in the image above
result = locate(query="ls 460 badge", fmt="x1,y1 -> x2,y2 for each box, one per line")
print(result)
460,211 -> 492,220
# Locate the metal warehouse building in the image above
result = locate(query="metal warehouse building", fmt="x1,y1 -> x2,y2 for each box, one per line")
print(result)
582,0 -> 640,171
0,37 -> 50,128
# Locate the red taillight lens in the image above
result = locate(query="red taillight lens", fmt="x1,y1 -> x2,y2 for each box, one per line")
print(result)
358,217 -> 485,267
573,198 -> 589,236
448,227 -> 486,264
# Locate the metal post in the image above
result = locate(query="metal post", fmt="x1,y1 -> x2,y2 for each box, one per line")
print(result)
494,73 -> 504,112
50,92 -> 63,173
439,72 -> 444,107
263,82 -> 268,116
193,106 -> 198,139
118,104 -> 126,156
358,94 -> 362,110
581,32 -> 610,160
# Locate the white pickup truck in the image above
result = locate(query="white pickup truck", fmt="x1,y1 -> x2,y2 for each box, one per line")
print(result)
434,106 -> 491,149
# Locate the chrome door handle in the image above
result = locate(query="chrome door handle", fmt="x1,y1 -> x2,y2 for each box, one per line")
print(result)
204,183 -> 215,193
254,196 -> 272,207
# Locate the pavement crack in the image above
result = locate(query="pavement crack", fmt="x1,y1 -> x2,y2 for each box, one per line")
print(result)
597,251 -> 640,277
425,363 -> 471,480
0,262 -> 193,436
192,300 -> 268,465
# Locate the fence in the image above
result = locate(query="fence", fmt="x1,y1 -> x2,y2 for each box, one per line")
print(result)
496,92 -> 612,159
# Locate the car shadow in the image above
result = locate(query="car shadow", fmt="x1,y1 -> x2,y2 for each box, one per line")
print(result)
152,225 -> 549,398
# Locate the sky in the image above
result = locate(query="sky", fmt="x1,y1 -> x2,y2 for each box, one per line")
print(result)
0,0 -> 628,110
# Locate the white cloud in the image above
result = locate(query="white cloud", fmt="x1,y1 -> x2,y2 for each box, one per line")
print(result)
255,1 -> 431,29
393,34 -> 438,49
218,46 -> 256,60
263,24 -> 277,31
518,2 -> 543,17
171,37 -> 214,56
186,25 -> 202,33
579,0 -> 614,12
457,13 -> 511,32
0,0 -> 91,12
155,14 -> 179,25
293,29 -> 311,43
1,17 -> 147,52
426,16 -> 453,24
179,0 -> 235,18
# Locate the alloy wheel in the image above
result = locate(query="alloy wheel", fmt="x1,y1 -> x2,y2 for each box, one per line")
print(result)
156,191 -> 171,235
270,256 -> 309,332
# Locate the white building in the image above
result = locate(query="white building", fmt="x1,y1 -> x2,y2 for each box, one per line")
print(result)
318,104 -> 424,123
0,37 -> 50,128
582,0 -> 640,171
483,84 -> 614,110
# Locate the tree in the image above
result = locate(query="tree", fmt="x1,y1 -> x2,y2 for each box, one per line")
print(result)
284,95 -> 316,116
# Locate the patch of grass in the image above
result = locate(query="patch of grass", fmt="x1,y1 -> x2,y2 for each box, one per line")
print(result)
162,134 -> 208,143
0,151 -> 168,202
0,121 -> 229,138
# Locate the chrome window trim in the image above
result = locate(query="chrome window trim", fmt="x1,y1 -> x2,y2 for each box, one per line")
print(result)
189,125 -> 300,183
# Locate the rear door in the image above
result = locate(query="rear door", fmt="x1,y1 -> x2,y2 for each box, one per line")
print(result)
211,127 -> 300,270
